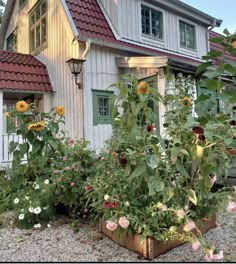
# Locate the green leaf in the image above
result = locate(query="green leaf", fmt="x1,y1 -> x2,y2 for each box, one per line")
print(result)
146,155 -> 159,169
147,176 -> 165,196
209,36 -> 225,44
163,186 -> 174,203
128,164 -> 146,182
31,140 -> 43,155
19,142 -> 29,155
223,28 -> 230,36
176,160 -> 189,179
196,61 -> 212,75
224,138 -> 233,146
188,189 -> 198,205
9,141 -> 18,153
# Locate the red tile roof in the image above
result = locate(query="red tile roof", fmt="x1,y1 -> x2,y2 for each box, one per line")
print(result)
209,31 -> 236,62
65,0 -> 203,65
0,50 -> 53,92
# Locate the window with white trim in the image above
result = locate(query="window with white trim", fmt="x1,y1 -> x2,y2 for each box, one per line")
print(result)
141,5 -> 163,39
7,29 -> 17,52
29,0 -> 47,54
179,20 -> 196,49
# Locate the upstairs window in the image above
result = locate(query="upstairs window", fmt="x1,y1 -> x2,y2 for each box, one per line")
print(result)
179,20 -> 196,50
141,5 -> 163,39
6,29 -> 17,52
29,0 -> 47,54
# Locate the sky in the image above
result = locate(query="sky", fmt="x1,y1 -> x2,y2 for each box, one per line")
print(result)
181,0 -> 236,34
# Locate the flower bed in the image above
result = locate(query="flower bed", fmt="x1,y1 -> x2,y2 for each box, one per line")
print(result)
100,214 -> 216,260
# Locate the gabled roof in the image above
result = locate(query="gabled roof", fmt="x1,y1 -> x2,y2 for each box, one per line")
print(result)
65,0 -> 206,66
0,50 -> 53,92
209,31 -> 236,62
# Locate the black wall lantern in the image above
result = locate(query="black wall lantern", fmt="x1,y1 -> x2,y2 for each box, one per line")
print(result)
66,58 -> 86,89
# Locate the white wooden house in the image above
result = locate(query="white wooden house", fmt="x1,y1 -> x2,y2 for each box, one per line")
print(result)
0,0 -> 230,165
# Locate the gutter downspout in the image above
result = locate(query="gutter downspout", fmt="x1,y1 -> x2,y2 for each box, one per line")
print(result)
0,0 -> 15,49
80,39 -> 91,140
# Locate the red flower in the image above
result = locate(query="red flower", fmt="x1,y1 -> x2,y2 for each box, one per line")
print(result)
192,126 -> 204,135
119,157 -> 128,166
198,134 -> 206,142
229,120 -> 236,126
146,124 -> 154,133
85,186 -> 91,191
69,139 -> 74,144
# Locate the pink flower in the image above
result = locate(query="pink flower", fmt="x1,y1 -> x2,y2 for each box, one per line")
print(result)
176,209 -> 185,220
84,208 -> 88,213
85,186 -> 91,191
183,221 -> 196,232
184,205 -> 189,211
71,164 -> 76,169
226,201 -> 236,212
106,221 -> 118,231
204,249 -> 224,261
57,177 -> 62,182
70,182 -> 75,187
192,240 -> 201,251
63,156 -> 67,161
69,139 -> 74,144
53,170 -> 60,174
65,166 -> 70,171
118,217 -> 129,229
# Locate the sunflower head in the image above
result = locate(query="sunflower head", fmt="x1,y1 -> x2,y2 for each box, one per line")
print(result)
56,106 -> 64,116
231,40 -> 236,49
136,82 -> 150,95
16,101 -> 29,113
28,121 -> 46,132
181,97 -> 192,108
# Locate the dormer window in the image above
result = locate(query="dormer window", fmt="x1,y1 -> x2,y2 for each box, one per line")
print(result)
29,0 -> 47,54
141,5 -> 163,39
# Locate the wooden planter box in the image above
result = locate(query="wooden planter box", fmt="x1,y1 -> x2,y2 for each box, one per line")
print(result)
100,214 -> 216,260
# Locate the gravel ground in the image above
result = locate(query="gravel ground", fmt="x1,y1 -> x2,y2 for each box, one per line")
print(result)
0,212 -> 235,262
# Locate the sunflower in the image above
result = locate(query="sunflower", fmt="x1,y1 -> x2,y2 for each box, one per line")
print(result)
28,121 -> 46,132
16,101 -> 29,113
136,82 -> 150,95
181,97 -> 192,107
192,126 -> 204,135
56,106 -> 64,116
231,40 -> 236,49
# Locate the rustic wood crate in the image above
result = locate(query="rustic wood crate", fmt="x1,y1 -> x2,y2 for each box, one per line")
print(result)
100,214 -> 216,260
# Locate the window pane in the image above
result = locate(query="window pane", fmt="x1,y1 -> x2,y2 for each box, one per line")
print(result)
186,24 -> 195,49
98,97 -> 109,117
36,25 -> 40,48
30,29 -> 35,51
179,21 -> 186,47
41,18 -> 46,44
36,6 -> 41,21
151,10 -> 162,38
30,13 -> 35,27
41,1 -> 46,15
141,6 -> 150,35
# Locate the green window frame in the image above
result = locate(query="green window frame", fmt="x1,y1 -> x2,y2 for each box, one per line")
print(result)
141,5 -> 163,39
93,90 -> 113,126
6,29 -> 17,52
179,20 -> 196,50
29,0 -> 47,54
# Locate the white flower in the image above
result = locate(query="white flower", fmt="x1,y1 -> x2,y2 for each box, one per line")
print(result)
29,207 -> 34,213
47,224 -> 51,228
34,223 -> 41,229
104,194 -> 109,201
124,201 -> 130,207
44,179 -> 49,184
34,207 -> 42,215
14,198 -> 19,204
18,214 -> 24,220
34,184 -> 40,190
43,206 -> 49,210
25,196 -> 29,200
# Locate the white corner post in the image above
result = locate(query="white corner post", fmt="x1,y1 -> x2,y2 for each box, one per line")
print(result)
158,68 -> 166,137
0,91 -> 3,164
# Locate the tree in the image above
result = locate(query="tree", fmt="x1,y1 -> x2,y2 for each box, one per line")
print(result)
0,0 -> 6,26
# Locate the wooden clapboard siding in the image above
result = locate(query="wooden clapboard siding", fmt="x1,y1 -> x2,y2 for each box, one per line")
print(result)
3,0 -> 83,140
